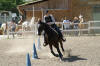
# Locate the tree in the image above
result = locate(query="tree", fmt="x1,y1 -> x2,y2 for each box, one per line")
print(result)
0,0 -> 38,15
0,0 -> 25,13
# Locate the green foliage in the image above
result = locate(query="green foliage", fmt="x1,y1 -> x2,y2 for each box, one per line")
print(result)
0,2 -> 15,10
0,0 -> 38,15
0,0 -> 25,12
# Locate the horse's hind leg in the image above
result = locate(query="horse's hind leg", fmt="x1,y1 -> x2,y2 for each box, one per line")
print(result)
60,41 -> 65,55
49,44 -> 59,57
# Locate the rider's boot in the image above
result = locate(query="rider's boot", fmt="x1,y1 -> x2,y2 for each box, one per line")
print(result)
59,34 -> 66,42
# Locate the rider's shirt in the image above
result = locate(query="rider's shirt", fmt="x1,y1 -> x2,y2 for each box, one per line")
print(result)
44,14 -> 55,25
45,15 -> 53,23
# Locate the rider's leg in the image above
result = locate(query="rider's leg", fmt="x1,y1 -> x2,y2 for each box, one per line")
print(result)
51,24 -> 65,41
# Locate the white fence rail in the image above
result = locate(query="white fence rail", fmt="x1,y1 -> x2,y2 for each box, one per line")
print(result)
0,16 -> 12,23
4,21 -> 100,39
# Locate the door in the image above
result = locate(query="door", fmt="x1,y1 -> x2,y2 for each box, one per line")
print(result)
93,6 -> 100,20
93,6 -> 100,33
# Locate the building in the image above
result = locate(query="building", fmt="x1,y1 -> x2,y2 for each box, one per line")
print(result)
71,0 -> 100,21
17,0 -> 100,22
0,11 -> 12,23
17,0 -> 71,21
71,0 -> 100,33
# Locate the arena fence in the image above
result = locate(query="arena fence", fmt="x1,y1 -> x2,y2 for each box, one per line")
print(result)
55,22 -> 89,36
7,24 -> 37,39
0,16 -> 12,23
6,21 -> 100,39
88,21 -> 100,35
58,21 -> 100,36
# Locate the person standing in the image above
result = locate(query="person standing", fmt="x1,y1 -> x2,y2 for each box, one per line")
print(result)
63,17 -> 70,30
73,17 -> 80,29
73,17 -> 80,35
10,20 -> 16,32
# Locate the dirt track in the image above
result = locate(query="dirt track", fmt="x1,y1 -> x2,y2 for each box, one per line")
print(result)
0,36 -> 100,66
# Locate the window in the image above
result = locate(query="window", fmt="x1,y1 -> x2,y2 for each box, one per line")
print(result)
80,0 -> 88,1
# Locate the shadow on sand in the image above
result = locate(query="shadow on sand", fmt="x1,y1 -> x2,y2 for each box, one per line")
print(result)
63,55 -> 87,62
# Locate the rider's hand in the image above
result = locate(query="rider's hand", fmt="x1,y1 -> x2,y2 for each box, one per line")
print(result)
47,22 -> 55,25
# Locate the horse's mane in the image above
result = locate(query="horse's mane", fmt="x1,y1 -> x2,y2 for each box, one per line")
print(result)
40,22 -> 58,35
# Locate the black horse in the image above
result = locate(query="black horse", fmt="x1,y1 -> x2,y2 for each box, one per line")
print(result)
37,21 -> 65,61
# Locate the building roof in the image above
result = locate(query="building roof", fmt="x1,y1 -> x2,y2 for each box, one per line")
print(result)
18,0 -> 48,7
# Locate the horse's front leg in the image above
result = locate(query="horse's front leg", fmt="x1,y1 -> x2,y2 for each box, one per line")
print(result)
43,34 -> 48,46
59,41 -> 65,55
55,43 -> 63,61
49,44 -> 59,57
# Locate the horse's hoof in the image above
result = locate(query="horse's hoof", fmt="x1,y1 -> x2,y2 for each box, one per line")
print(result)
59,58 -> 63,61
43,43 -> 48,47
55,54 -> 59,57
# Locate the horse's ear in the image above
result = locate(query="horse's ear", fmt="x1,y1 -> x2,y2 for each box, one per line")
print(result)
38,21 -> 43,25
38,18 -> 42,24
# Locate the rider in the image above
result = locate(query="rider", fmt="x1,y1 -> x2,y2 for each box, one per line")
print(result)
43,10 -> 65,46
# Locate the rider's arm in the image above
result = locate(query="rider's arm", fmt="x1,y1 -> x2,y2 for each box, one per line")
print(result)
50,14 -> 55,22
43,15 -> 46,23
43,14 -> 55,25
47,14 -> 55,25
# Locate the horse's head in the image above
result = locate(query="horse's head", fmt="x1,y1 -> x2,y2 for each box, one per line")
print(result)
37,21 -> 45,35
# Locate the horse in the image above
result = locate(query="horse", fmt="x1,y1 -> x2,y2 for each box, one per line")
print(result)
21,17 -> 36,31
1,22 -> 17,38
37,21 -> 65,61
1,23 -> 7,35
22,21 -> 30,31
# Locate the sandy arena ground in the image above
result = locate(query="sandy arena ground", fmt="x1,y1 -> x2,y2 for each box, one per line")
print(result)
0,36 -> 100,66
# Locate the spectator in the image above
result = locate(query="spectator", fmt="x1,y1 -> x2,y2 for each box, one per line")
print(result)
73,17 -> 80,36
79,14 -> 84,23
63,17 -> 70,30
73,17 -> 80,29
10,20 -> 16,32
79,14 -> 84,29
69,19 -> 74,29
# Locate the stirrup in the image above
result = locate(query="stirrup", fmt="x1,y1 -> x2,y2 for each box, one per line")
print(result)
43,42 -> 48,46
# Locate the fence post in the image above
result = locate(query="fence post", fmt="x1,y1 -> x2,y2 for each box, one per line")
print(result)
7,25 -> 10,39
88,21 -> 91,35
61,22 -> 63,30
79,26 -> 81,36
22,24 -> 24,38
35,23 -> 37,36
